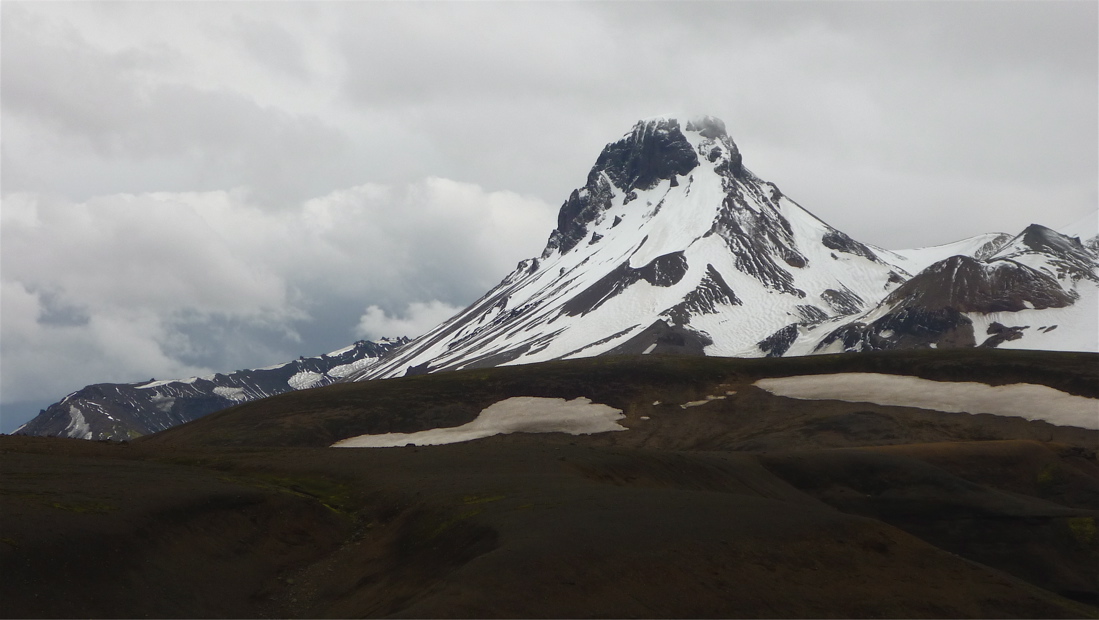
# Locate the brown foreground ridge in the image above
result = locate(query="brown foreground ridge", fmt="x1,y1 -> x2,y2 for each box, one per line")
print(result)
3,350 -> 1098,618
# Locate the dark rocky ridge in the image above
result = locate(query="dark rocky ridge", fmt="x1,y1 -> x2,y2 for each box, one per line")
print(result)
561,251 -> 688,317
15,338 -> 408,441
802,253 -> 1080,354
545,118 -> 701,256
815,307 -> 979,353
662,264 -> 742,326
885,255 -> 1076,313
999,224 -> 1099,284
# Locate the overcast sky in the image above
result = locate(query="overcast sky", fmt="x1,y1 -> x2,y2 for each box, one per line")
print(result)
2,1 -> 1096,431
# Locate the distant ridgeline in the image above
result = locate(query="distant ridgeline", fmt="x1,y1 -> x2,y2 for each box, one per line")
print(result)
16,338 -> 407,441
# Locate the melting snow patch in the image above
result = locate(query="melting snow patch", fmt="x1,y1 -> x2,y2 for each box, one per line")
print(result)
680,393 -> 734,409
64,406 -> 92,440
213,386 -> 247,401
754,373 -> 1098,430
332,396 -> 626,448
288,371 -> 324,390
327,358 -> 377,379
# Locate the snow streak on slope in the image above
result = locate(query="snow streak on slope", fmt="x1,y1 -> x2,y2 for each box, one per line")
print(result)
874,232 -> 1013,276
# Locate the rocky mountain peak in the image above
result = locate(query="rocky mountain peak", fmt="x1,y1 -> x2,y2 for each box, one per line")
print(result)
544,115 -> 744,257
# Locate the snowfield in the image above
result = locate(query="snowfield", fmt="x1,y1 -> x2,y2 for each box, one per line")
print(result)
212,386 -> 247,401
288,371 -> 324,390
332,396 -> 626,447
755,373 -> 1098,430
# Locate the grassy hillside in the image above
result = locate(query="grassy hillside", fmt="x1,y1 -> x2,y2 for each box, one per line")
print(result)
143,349 -> 1098,449
3,349 -> 1097,618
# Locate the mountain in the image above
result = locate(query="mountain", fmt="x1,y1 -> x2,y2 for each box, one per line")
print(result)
780,224 -> 1099,356
14,338 -> 407,441
18,115 -> 1097,441
349,116 -> 1098,381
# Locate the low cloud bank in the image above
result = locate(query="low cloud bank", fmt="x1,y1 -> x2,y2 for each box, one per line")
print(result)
1,180 -> 554,409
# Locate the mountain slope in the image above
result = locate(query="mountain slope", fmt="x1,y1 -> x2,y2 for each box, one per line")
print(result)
351,117 -> 913,380
781,224 -> 1099,356
15,338 -> 407,441
351,117 -> 1097,381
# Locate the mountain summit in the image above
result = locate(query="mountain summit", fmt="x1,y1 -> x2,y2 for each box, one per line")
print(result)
351,116 -> 1096,381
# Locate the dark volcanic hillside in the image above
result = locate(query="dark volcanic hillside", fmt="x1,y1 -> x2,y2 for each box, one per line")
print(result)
3,349 -> 1097,618
145,349 -> 1099,450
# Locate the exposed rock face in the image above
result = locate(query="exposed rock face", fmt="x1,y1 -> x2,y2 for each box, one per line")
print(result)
562,251 -> 689,317
757,324 -> 799,357
545,118 -> 700,256
996,224 -> 1099,284
822,229 -> 880,262
885,256 -> 1076,313
596,118 -> 700,194
17,338 -> 408,441
663,264 -> 742,326
815,307 -> 978,353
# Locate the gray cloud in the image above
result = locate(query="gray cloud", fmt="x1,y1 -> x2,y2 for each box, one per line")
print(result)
0,180 -> 553,411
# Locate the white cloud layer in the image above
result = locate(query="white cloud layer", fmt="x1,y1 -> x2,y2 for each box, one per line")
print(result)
1,181 -> 554,409
355,301 -> 464,342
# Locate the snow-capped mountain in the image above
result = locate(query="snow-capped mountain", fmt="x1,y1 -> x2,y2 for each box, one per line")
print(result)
779,224 -> 1099,355
19,115 -> 1096,441
15,338 -> 407,441
349,116 -> 1098,380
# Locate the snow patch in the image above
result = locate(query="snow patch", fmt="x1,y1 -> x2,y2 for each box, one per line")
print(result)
754,373 -> 1098,429
212,386 -> 247,401
327,357 -> 378,379
288,371 -> 324,390
64,406 -> 92,440
326,344 -> 356,357
257,362 -> 289,371
332,396 -> 626,448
